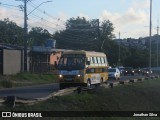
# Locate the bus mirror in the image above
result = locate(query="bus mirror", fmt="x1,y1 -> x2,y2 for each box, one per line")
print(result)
86,61 -> 90,65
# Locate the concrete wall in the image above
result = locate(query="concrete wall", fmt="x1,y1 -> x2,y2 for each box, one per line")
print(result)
3,49 -> 21,75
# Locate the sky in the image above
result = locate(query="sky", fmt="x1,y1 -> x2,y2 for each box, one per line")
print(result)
0,0 -> 160,39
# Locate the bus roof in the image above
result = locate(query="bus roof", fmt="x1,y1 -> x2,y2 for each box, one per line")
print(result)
62,50 -> 106,57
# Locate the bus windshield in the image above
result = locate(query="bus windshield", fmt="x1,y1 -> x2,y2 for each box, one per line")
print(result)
58,54 -> 85,70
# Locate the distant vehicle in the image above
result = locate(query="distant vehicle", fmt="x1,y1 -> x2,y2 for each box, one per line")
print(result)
108,68 -> 120,80
142,68 -> 152,76
124,67 -> 134,76
57,50 -> 109,89
118,67 -> 125,75
134,67 -> 142,74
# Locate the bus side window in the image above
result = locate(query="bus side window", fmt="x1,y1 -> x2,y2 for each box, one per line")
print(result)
92,57 -> 95,63
102,68 -> 108,72
87,57 -> 90,61
86,68 -> 95,73
97,57 -> 101,66
86,69 -> 90,73
94,57 -> 97,63
91,68 -> 95,73
106,67 -> 108,72
101,57 -> 104,63
90,57 -> 93,65
103,57 -> 106,63
99,57 -> 102,63
96,68 -> 102,73
94,57 -> 98,66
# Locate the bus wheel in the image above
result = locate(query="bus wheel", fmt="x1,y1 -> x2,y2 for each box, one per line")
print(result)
87,79 -> 91,88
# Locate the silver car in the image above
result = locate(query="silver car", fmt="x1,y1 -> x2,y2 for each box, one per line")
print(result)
108,68 -> 121,80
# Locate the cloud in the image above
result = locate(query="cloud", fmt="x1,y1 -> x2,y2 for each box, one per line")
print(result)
131,0 -> 150,9
100,7 -> 149,38
0,0 -> 151,39
0,7 -> 23,26
0,6 -> 68,34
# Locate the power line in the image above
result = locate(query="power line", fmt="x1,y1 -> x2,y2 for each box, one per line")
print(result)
28,15 -> 98,44
28,1 -> 66,25
0,2 -> 19,7
0,2 -> 20,11
1,1 -> 100,51
1,2 -> 99,42
28,1 -> 99,28
29,13 -> 97,40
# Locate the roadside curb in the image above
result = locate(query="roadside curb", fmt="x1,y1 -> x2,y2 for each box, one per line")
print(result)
104,75 -> 159,88
0,87 -> 77,107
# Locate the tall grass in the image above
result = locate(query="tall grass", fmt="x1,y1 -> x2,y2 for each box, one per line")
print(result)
0,80 -> 13,88
0,72 -> 57,88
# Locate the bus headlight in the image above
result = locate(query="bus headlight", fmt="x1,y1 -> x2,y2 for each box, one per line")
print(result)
59,74 -> 63,78
77,74 -> 81,77
132,70 -> 134,72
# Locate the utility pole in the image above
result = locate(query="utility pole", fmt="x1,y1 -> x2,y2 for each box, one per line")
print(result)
97,19 -> 106,52
157,18 -> 159,35
96,19 -> 102,52
16,0 -> 28,72
149,0 -> 152,74
156,17 -> 159,67
24,0 -> 28,72
118,32 -> 121,66
16,0 -> 52,72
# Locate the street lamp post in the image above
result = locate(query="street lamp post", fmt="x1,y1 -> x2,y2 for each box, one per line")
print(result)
118,32 -> 121,66
149,0 -> 152,75
118,32 -> 126,66
24,0 -> 27,72
16,0 -> 52,72
156,18 -> 159,67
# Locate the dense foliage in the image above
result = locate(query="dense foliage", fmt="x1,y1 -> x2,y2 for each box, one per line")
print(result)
28,27 -> 51,46
0,18 -> 24,45
0,17 -> 159,67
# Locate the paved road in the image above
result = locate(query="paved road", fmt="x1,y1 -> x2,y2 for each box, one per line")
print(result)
0,83 -> 59,99
0,74 -> 146,99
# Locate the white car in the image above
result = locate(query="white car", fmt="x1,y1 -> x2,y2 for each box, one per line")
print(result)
108,68 -> 121,80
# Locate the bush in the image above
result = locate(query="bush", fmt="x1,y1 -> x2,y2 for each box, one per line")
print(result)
1,80 -> 13,88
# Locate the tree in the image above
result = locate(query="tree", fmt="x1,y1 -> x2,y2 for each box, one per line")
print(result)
54,17 -> 97,50
99,20 -> 115,51
28,27 -> 51,46
0,18 -> 24,45
54,17 -> 115,52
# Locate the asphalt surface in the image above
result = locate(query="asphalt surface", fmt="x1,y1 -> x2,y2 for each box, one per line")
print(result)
0,74 -> 146,99
0,83 -> 59,99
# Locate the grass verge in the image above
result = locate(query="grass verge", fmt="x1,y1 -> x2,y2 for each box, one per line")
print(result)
0,72 -> 57,88
1,78 -> 160,119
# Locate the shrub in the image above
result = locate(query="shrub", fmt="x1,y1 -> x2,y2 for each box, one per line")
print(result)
1,80 -> 13,88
